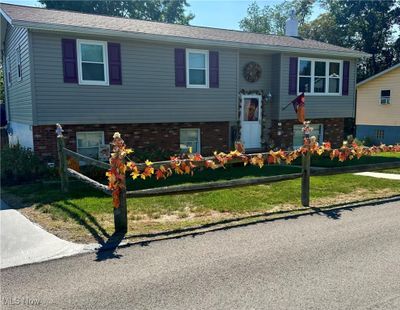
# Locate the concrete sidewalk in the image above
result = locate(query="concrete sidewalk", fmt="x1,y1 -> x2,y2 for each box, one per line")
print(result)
0,201 -> 96,269
354,172 -> 400,180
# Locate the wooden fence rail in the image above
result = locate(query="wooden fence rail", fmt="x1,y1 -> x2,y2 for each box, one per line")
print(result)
63,148 -> 111,170
126,173 -> 303,198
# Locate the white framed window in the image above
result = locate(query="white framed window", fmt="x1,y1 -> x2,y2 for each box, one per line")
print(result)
6,56 -> 12,86
298,58 -> 342,95
180,128 -> 201,153
76,131 -> 105,159
293,124 -> 324,148
380,90 -> 391,105
186,49 -> 209,88
16,45 -> 22,81
77,39 -> 109,86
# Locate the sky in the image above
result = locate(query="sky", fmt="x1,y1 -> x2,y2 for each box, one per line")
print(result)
2,0 -> 323,30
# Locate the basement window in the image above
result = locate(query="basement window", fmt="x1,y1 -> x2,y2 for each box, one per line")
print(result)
376,130 -> 384,140
293,124 -> 323,149
180,128 -> 201,153
76,131 -> 105,159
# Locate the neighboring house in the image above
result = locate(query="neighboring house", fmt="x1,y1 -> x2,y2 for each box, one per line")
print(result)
356,63 -> 400,145
0,3 -> 368,163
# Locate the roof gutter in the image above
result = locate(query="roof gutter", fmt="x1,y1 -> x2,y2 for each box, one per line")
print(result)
13,19 -> 370,59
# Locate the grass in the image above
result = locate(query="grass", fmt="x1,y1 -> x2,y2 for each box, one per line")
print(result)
293,152 -> 400,168
2,155 -> 400,244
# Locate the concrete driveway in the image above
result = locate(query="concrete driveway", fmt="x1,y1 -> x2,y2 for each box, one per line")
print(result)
0,200 -> 95,269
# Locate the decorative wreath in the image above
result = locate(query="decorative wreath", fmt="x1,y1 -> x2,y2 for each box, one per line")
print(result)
243,62 -> 262,83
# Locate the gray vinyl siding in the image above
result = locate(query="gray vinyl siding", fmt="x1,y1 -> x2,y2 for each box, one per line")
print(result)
279,54 -> 356,120
238,52 -> 281,120
31,31 -> 238,125
4,26 -> 33,124
270,54 -> 281,119
239,53 -> 272,91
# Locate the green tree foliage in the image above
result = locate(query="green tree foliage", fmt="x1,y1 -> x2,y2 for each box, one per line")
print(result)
240,0 -> 400,81
39,0 -> 194,25
239,0 -> 314,35
321,0 -> 400,80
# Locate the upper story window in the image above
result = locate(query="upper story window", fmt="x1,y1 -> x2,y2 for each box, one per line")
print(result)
380,90 -> 391,105
186,49 -> 209,88
16,45 -> 22,81
6,56 -> 12,86
298,58 -> 342,95
77,40 -> 109,86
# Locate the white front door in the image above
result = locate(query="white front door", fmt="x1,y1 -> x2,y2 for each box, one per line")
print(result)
241,95 -> 262,149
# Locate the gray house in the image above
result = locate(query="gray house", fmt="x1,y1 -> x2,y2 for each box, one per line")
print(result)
0,3 -> 368,162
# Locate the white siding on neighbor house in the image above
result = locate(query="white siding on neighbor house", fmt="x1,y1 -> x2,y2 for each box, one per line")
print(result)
356,67 -> 400,126
8,121 -> 34,149
31,31 -> 238,125
279,54 -> 356,120
4,25 -> 33,124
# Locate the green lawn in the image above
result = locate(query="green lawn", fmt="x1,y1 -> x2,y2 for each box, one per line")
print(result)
3,161 -> 399,243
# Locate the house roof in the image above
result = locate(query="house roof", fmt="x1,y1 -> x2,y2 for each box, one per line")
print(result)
357,63 -> 400,87
0,3 -> 369,58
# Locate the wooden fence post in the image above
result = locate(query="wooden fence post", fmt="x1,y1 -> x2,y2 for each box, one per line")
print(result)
110,133 -> 128,234
301,121 -> 311,207
301,149 -> 310,207
114,162 -> 128,234
56,124 -> 69,193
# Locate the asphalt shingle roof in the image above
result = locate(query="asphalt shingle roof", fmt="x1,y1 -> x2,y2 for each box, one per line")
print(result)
0,3 -> 367,57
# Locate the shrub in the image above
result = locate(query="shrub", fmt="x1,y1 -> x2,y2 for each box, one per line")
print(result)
1,144 -> 50,185
131,146 -> 176,162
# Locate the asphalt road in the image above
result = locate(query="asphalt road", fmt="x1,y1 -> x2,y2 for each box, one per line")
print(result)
1,200 -> 400,310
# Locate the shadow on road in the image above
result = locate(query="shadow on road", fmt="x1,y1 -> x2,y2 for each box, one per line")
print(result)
95,232 -> 126,262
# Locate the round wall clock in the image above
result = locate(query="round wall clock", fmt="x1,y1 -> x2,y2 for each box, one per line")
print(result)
243,62 -> 262,83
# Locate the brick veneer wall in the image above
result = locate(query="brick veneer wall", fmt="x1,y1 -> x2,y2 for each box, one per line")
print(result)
33,122 -> 229,162
269,118 -> 345,149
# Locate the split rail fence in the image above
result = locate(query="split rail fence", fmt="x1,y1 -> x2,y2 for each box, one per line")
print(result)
57,131 -> 400,234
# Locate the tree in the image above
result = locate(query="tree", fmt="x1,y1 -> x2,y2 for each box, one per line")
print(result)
39,0 -> 194,25
239,1 -> 273,34
304,0 -> 400,80
239,0 -> 314,35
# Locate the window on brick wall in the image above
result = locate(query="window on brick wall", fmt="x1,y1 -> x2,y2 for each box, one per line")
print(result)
180,128 -> 201,153
293,124 -> 323,149
76,131 -> 104,159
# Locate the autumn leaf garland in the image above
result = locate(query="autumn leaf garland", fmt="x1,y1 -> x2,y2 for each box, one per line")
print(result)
107,132 -> 400,208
